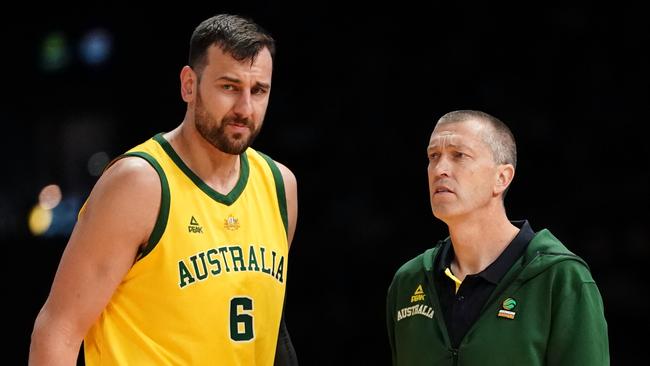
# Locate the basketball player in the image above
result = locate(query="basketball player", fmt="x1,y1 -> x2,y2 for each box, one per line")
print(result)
29,14 -> 298,365
386,110 -> 609,365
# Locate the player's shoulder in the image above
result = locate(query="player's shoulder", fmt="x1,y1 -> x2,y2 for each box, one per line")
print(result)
526,229 -> 594,283
104,155 -> 159,183
387,247 -> 435,301
86,156 -> 162,205
79,154 -> 162,223
392,245 -> 440,281
275,161 -> 296,187
546,254 -> 596,284
394,253 -> 427,277
249,148 -> 297,184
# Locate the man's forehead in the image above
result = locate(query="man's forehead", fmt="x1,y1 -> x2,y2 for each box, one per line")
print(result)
428,131 -> 462,146
431,130 -> 456,139
428,130 -> 487,151
206,45 -> 273,71
429,120 -> 486,145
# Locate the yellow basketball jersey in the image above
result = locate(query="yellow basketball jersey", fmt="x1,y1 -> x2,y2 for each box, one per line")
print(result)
84,133 -> 289,365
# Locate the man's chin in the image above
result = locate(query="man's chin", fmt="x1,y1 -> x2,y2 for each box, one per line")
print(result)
221,139 -> 251,155
431,205 -> 458,222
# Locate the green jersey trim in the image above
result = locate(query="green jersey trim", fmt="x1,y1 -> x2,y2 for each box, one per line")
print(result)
257,152 -> 288,236
121,151 -> 171,261
152,133 -> 249,206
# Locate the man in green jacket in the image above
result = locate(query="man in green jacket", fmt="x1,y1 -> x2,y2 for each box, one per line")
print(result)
386,110 -> 609,365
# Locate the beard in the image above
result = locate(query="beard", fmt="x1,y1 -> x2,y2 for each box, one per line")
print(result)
194,92 -> 262,155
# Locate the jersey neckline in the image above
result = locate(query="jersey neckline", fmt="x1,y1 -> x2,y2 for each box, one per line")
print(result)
152,132 -> 249,206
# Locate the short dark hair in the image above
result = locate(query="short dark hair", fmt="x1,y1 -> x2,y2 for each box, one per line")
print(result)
188,14 -> 275,77
437,110 -> 517,169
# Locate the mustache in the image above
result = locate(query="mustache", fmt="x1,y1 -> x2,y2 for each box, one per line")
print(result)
223,116 -> 253,127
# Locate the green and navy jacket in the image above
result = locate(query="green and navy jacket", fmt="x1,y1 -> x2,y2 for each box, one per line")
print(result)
386,229 -> 609,366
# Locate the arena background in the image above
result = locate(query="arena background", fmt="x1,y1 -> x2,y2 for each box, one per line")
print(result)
2,4 -> 648,364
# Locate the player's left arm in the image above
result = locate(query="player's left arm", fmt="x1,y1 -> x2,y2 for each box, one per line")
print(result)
274,161 -> 299,366
546,264 -> 610,365
275,162 -> 297,248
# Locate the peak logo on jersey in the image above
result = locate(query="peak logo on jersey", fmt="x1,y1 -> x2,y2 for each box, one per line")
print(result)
398,285 -> 433,321
224,215 -> 240,231
188,216 -> 203,234
498,297 -> 517,319
410,284 -> 426,303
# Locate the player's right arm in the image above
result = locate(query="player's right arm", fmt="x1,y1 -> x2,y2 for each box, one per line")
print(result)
29,157 -> 161,366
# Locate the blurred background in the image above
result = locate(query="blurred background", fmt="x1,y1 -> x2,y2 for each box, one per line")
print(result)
3,3 -> 648,364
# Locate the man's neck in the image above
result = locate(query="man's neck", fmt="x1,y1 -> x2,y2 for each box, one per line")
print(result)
446,212 -> 519,281
165,121 -> 241,194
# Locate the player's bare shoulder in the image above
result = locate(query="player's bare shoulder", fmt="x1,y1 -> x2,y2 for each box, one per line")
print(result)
104,156 -> 159,185
80,156 -> 162,246
271,160 -> 297,247
274,161 -> 297,190
90,156 -> 160,204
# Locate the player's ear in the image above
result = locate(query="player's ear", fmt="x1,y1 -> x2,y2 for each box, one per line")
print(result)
494,163 -> 515,196
180,66 -> 197,102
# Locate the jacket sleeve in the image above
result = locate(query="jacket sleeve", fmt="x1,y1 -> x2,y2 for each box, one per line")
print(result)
386,279 -> 397,366
546,272 -> 610,365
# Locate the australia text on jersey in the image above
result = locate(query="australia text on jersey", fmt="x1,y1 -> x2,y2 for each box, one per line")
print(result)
178,244 -> 285,288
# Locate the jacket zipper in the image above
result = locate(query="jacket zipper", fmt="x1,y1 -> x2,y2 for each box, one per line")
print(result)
451,348 -> 458,366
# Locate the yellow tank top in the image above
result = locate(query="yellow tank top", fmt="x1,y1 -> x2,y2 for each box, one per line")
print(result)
84,133 -> 288,365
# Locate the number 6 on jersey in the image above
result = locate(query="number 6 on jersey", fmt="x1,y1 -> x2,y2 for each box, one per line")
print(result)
230,297 -> 254,341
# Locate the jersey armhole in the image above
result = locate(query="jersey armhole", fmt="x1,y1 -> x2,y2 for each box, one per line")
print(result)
257,152 -> 288,236
113,151 -> 170,261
